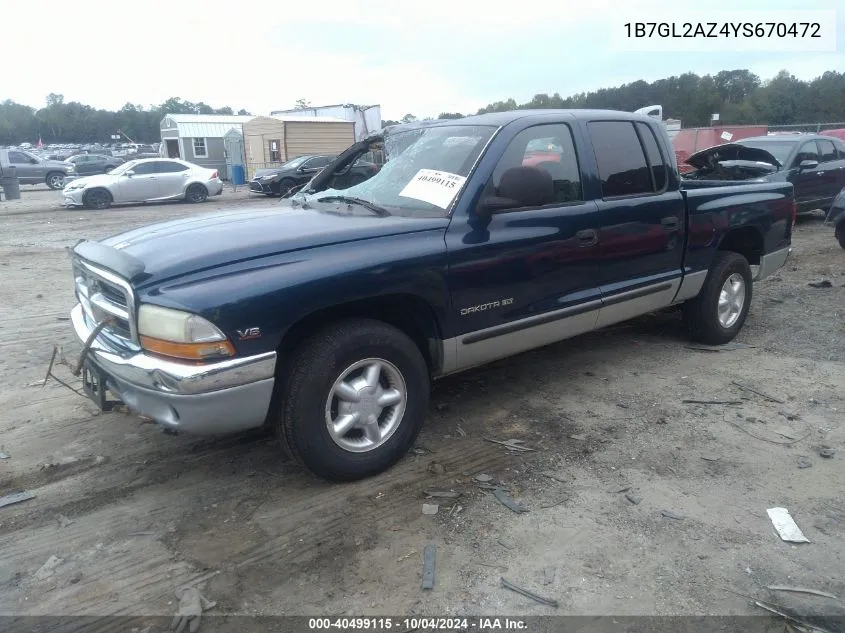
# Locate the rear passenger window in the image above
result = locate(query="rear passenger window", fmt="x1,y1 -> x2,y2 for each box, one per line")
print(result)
817,140 -> 837,163
588,121 -> 653,197
490,123 -> 582,205
635,122 -> 667,191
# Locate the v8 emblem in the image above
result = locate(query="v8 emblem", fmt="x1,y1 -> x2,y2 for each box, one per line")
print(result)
236,327 -> 261,340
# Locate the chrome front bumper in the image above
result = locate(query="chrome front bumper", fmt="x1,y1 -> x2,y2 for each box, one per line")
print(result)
70,304 -> 276,434
754,246 -> 791,281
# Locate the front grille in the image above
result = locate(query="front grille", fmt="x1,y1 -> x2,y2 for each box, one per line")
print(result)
73,258 -> 138,349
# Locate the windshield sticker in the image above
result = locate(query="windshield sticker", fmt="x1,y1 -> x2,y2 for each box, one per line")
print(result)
399,169 -> 467,209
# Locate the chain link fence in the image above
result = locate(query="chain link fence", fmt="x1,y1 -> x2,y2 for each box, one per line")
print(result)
767,122 -> 845,134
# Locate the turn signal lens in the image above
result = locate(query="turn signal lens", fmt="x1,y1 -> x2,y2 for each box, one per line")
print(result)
140,336 -> 235,361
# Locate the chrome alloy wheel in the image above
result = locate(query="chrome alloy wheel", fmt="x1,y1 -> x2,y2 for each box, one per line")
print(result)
718,273 -> 746,328
324,358 -> 407,453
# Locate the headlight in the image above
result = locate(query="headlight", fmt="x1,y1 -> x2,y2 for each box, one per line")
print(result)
66,182 -> 85,191
138,304 -> 235,361
261,173 -> 279,180
64,165 -> 75,173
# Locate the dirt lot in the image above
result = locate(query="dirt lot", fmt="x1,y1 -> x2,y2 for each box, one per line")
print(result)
1,189 -> 844,629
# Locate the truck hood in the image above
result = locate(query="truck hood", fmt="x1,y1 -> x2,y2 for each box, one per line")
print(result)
93,204 -> 448,286
685,143 -> 781,170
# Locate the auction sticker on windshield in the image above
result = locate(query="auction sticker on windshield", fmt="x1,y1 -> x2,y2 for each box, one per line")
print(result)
399,169 -> 467,209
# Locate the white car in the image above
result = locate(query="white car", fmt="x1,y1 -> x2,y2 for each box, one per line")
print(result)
62,158 -> 224,210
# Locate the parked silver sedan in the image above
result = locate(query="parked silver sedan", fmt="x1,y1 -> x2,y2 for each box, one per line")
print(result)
61,158 -> 224,210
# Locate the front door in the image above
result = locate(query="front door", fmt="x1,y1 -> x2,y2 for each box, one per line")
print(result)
790,140 -> 826,211
165,139 -> 181,159
116,161 -> 159,202
8,150 -> 42,182
445,121 -> 603,371
586,119 -> 685,328
815,139 -> 845,206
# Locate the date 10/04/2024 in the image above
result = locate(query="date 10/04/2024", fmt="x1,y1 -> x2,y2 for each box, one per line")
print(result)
307,617 -> 528,630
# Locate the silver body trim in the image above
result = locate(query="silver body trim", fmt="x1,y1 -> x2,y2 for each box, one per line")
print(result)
671,270 -> 708,303
753,246 -> 790,281
71,304 -> 276,434
74,259 -> 140,346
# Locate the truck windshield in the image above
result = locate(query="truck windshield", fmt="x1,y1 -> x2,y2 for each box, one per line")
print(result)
310,125 -> 497,216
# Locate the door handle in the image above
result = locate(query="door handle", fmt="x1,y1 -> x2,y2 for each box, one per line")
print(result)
576,228 -> 598,247
661,216 -> 679,230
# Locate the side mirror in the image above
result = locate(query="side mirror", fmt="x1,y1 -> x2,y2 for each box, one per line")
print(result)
798,159 -> 819,170
124,170 -> 135,177
476,166 -> 555,218
478,195 -> 521,215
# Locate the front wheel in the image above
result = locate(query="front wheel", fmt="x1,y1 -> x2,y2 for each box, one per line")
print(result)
185,183 -> 208,203
46,172 -> 65,190
277,318 -> 430,482
83,188 -> 113,210
682,251 -> 753,345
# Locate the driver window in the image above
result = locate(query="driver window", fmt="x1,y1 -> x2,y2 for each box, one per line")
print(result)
794,142 -> 819,166
491,124 -> 582,206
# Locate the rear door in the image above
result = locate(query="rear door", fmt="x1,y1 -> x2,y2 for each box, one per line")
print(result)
155,160 -> 191,197
73,155 -> 93,175
116,161 -> 159,202
445,119 -> 604,369
587,119 -> 685,328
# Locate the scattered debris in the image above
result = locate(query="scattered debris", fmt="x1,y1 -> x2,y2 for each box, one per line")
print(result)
0,491 -> 36,509
474,474 -> 493,483
492,488 -> 529,514
435,402 -> 448,411
500,577 -> 559,608
128,531 -> 154,537
616,403 -> 629,409
767,507 -> 810,543
682,400 -> 742,405
543,567 -> 556,586
614,486 -> 631,493
422,503 -> 439,516
808,280 -> 832,288
771,427 -> 799,440
568,433 -> 588,441
542,472 -> 568,484
424,490 -> 461,499
731,380 -> 785,404
700,454 -> 721,462
766,585 -> 839,600
727,420 -> 809,446
422,544 -> 436,590
497,538 -> 516,550
427,462 -> 446,475
56,316 -> 70,321
57,514 -> 74,528
484,437 -> 536,452
170,587 -> 216,633
411,446 -> 431,456
456,424 -> 466,437
34,555 -> 63,581
819,447 -> 835,459
686,342 -> 753,352
0,451 -> 9,459
796,457 -> 813,469
661,510 -> 683,520
625,494 -> 642,505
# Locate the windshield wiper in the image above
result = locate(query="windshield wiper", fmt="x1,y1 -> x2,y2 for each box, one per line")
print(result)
314,195 -> 390,217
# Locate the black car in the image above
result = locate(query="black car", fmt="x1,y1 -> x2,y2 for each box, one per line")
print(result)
249,154 -> 380,197
830,187 -> 845,249
65,153 -> 124,176
682,134 -> 845,216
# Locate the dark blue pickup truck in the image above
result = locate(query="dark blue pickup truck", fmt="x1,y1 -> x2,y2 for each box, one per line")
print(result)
68,109 -> 794,481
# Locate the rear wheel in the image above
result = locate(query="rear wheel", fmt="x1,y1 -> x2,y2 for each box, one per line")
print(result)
46,172 -> 65,190
186,183 -> 208,203
276,318 -> 429,482
682,251 -> 753,345
83,188 -> 113,210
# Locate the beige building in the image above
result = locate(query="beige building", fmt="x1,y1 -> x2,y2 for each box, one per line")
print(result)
243,115 -> 356,179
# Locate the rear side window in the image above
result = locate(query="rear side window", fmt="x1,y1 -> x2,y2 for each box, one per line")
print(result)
635,122 -> 668,191
817,140 -> 837,163
157,161 -> 188,173
588,121 -> 653,197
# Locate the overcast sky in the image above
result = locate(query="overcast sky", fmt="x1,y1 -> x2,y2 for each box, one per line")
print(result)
6,0 -> 842,120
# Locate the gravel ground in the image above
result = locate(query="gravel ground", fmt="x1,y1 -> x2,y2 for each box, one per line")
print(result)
0,190 -> 843,631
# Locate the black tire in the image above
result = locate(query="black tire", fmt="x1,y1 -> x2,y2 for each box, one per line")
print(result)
83,188 -> 113,210
46,172 -> 65,190
277,318 -> 429,482
186,183 -> 208,203
276,178 -> 296,197
682,251 -> 753,345
836,221 -> 845,249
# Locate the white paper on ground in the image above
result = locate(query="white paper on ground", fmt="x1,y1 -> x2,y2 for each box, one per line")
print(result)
767,507 -> 810,543
720,131 -> 734,141
398,169 -> 467,209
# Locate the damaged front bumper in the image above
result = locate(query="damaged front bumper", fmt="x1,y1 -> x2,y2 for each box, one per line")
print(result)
70,304 -> 276,434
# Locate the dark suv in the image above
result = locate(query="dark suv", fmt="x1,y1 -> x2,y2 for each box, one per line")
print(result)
249,154 -> 380,197
65,153 -> 124,176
